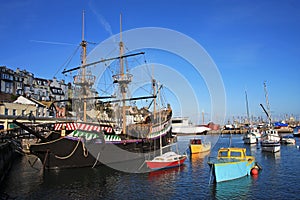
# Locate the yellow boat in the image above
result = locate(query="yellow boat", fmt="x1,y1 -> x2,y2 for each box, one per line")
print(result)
189,139 -> 211,154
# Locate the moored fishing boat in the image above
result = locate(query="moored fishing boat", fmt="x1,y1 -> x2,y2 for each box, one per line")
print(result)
251,128 -> 262,139
261,140 -> 281,153
259,82 -> 281,153
260,129 -> 281,153
189,138 -> 211,153
208,147 -> 258,183
243,131 -> 257,144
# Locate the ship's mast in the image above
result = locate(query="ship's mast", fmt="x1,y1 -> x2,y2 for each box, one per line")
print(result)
114,14 -> 133,134
81,10 -> 87,122
152,65 -> 156,121
73,10 -> 95,122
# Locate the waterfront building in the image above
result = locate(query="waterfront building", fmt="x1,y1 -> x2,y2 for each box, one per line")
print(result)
0,66 -> 72,118
0,66 -> 70,102
15,68 -> 34,97
0,101 -> 36,117
0,66 -> 14,94
49,77 -> 68,101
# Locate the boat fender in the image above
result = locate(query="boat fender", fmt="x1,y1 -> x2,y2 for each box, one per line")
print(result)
251,168 -> 259,175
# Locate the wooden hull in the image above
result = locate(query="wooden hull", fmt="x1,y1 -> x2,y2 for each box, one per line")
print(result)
208,158 -> 255,182
30,121 -> 173,170
207,147 -> 256,183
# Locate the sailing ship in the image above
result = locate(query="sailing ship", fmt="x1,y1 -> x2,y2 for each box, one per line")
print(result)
19,13 -> 174,170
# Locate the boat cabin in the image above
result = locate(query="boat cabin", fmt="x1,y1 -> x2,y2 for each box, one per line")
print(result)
217,148 -> 247,159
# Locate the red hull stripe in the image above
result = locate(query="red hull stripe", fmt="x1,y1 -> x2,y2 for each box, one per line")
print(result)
54,123 -> 112,133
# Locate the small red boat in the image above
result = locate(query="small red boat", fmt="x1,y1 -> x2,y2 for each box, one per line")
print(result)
145,151 -> 187,171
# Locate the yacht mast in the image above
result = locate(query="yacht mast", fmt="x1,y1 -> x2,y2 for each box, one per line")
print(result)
263,81 -> 271,126
245,90 -> 250,124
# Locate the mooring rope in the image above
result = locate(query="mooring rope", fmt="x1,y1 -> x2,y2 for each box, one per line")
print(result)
92,152 -> 101,168
54,139 -> 81,159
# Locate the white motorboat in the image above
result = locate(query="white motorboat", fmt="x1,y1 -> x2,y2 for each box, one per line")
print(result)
171,117 -> 210,135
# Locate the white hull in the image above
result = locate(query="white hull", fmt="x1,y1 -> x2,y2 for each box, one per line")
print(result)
262,130 -> 280,142
172,126 -> 210,134
281,137 -> 296,145
243,137 -> 257,144
261,141 -> 280,153
243,133 -> 257,144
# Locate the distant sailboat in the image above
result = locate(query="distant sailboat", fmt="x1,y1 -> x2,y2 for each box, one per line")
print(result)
243,90 -> 257,144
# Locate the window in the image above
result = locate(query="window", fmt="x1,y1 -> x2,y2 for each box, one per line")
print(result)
231,152 -> 241,157
219,151 -> 228,157
4,108 -> 8,115
12,109 -> 16,116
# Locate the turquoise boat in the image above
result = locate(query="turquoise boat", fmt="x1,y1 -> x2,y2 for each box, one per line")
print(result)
208,147 -> 257,183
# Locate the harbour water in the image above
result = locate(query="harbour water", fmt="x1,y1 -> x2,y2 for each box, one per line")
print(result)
1,130 -> 300,199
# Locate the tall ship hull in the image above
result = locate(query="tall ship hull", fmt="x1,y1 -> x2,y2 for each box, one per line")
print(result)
30,114 -> 173,170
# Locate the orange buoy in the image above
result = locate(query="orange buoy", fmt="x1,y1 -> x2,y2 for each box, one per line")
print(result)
251,168 -> 259,175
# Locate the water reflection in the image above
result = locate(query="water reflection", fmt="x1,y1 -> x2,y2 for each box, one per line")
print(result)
148,165 -> 185,180
189,151 -> 210,169
210,176 -> 253,199
261,151 -> 281,161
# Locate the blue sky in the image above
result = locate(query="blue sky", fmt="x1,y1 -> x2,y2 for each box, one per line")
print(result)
1,0 -> 300,123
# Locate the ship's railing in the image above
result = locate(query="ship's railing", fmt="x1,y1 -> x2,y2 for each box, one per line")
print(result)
112,73 -> 133,84
73,74 -> 96,86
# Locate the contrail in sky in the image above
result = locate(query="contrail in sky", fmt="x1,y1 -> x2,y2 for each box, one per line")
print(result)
89,1 -> 114,37
30,40 -> 77,46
